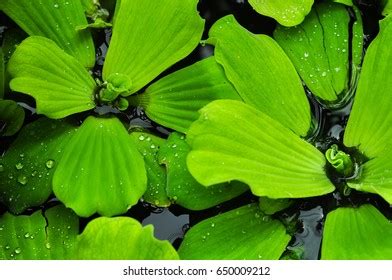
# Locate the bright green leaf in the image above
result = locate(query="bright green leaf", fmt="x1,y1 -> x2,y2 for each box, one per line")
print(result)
8,36 -> 97,119
208,15 -> 310,136
0,0 -> 95,68
382,0 -> 392,16
248,0 -> 313,27
0,48 -> 4,99
53,116 -> 147,217
129,56 -> 241,133
103,0 -> 204,95
178,203 -> 290,259
274,2 -> 363,106
0,118 -> 77,214
344,16 -> 392,158
159,132 -> 248,211
0,205 -> 78,260
322,204 -> 392,259
77,217 -> 179,260
187,100 -> 334,199
0,100 -> 25,136
130,131 -> 170,207
331,0 -> 353,6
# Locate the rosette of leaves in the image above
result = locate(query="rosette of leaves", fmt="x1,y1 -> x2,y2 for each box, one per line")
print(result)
0,0 -> 223,218
179,4 -> 392,259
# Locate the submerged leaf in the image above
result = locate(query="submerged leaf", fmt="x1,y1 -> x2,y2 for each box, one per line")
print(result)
0,100 -> 25,136
129,56 -> 241,133
187,100 -> 334,199
8,36 -> 96,119
130,132 -> 170,207
159,132 -> 248,211
53,116 -> 147,217
208,15 -> 311,136
103,0 -> 204,95
0,118 -> 77,214
0,205 -> 78,260
0,0 -> 95,68
322,204 -> 392,259
178,204 -> 290,259
274,2 -> 363,106
248,0 -> 314,27
77,217 -> 179,260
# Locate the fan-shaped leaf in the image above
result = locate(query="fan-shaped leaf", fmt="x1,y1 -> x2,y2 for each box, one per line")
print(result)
0,0 -> 95,68
187,100 -> 334,198
0,205 -> 78,260
77,217 -> 179,260
322,204 -> 392,259
0,100 -> 25,136
129,56 -> 241,133
0,118 -> 77,214
103,0 -> 204,95
130,132 -> 170,207
159,132 -> 248,211
53,116 -> 147,217
8,36 -> 96,119
274,2 -> 363,106
178,203 -> 290,259
248,0 -> 313,27
208,15 -> 310,136
344,16 -> 392,158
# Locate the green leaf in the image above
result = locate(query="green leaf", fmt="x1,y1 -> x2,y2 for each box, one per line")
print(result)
331,0 -> 353,6
53,116 -> 147,217
382,0 -> 392,16
259,197 -> 293,215
178,203 -> 290,259
0,100 -> 25,136
0,48 -> 4,99
0,0 -> 95,68
129,56 -> 241,133
0,118 -> 77,214
274,2 -> 363,106
0,205 -> 78,260
187,100 -> 334,199
130,132 -> 170,207
77,217 -> 179,260
248,0 -> 313,27
102,0 -> 204,95
322,204 -> 392,259
208,15 -> 310,136
8,36 -> 97,119
159,132 -> 248,211
344,16 -> 392,158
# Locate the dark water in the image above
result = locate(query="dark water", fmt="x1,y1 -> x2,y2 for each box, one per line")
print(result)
0,0 -> 389,260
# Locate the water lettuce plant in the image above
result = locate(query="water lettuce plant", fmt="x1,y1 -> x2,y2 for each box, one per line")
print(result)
1,0 -> 392,260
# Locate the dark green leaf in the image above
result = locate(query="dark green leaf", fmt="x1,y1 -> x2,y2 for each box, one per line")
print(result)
0,100 -> 25,136
0,205 -> 78,260
178,204 -> 290,259
0,118 -> 77,214
130,132 -> 170,207
259,197 -> 293,215
159,132 -> 248,211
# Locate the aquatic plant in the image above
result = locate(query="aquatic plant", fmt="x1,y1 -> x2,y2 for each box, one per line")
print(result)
1,0 -> 392,260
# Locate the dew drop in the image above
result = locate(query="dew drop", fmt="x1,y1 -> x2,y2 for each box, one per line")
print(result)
54,3 -> 59,8
24,233 -> 30,238
0,164 -> 4,172
45,243 -> 51,249
17,175 -> 28,185
14,248 -> 21,254
211,223 -> 215,228
15,163 -> 23,170
304,52 -> 309,58
45,159 -> 55,169
138,135 -> 145,141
